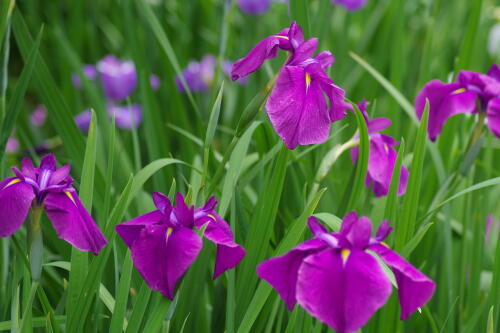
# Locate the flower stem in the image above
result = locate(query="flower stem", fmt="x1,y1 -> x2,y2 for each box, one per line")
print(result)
28,205 -> 43,281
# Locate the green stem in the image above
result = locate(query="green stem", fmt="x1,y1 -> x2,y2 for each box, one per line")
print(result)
28,205 -> 43,281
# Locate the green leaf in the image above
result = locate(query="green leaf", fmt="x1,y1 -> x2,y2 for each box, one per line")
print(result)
125,282 -> 152,333
289,0 -> 310,37
109,251 -> 133,333
142,297 -> 170,333
401,222 -> 434,257
395,102 -> 428,251
384,139 -> 405,225
313,212 -> 342,232
0,27 -> 41,160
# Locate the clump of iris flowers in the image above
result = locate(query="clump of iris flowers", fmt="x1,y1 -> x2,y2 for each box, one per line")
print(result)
116,192 -> 246,299
231,21 -> 349,149
415,63 -> 500,141
0,154 -> 107,255
258,212 -> 435,333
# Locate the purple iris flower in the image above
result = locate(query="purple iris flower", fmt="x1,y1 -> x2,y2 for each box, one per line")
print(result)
175,55 -> 216,93
231,22 -> 348,149
332,0 -> 368,11
116,193 -> 246,299
237,0 -> 271,14
107,104 -> 142,129
97,55 -> 138,101
30,105 -> 47,127
349,100 -> 408,197
150,74 -> 161,91
258,212 -> 435,332
72,65 -> 98,89
0,154 -> 107,255
415,63 -> 500,141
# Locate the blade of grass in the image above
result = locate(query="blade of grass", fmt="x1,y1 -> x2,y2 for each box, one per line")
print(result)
109,251 -> 133,333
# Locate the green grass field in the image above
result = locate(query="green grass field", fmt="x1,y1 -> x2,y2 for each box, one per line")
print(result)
0,0 -> 499,332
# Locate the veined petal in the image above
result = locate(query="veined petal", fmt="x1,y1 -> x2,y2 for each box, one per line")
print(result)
266,65 -> 331,149
199,212 -> 246,279
44,191 -> 107,255
313,51 -> 335,69
231,36 -> 282,81
369,243 -> 436,320
486,97 -> 500,139
289,38 -> 318,65
0,178 -> 35,237
40,154 -> 57,171
257,238 -> 327,310
315,72 -> 348,122
296,248 -> 392,332
21,158 -> 36,179
152,192 -> 172,215
130,225 -> 202,299
415,80 -> 477,141
116,210 -> 165,248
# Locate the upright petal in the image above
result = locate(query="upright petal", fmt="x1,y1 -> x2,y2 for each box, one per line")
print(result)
44,191 -> 107,255
415,80 -> 477,141
130,225 -> 202,299
289,38 -> 318,65
486,97 -> 500,139
339,212 -> 372,249
369,243 -> 435,320
152,192 -> 172,215
173,193 -> 194,228
375,220 -> 393,242
296,248 -> 392,332
116,210 -> 164,248
488,63 -> 500,82
40,154 -> 57,171
199,213 -> 246,279
266,65 -> 331,149
0,178 -> 35,237
257,238 -> 327,310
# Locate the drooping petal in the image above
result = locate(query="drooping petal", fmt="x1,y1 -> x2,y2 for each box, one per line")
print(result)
44,190 -> 107,255
296,248 -> 392,332
0,178 -> 35,237
257,238 -> 327,310
369,243 -> 436,320
265,65 -> 331,149
314,71 -> 348,122
199,213 -> 246,279
237,0 -> 271,15
415,80 -> 477,141
367,117 -> 391,133
116,210 -> 165,248
486,97 -> 500,139
130,225 -> 202,299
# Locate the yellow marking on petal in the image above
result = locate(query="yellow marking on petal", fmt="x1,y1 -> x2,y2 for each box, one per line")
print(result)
305,73 -> 311,91
381,241 -> 390,248
165,227 -> 173,242
276,35 -> 289,40
65,191 -> 76,205
5,178 -> 21,188
207,214 -> 217,222
384,144 -> 389,153
341,249 -> 351,265
451,88 -> 466,95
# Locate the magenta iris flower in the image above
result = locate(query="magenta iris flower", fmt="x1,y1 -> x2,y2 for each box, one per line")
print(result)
116,193 -> 246,299
231,22 -> 348,149
258,212 -> 435,332
349,100 -> 408,197
332,0 -> 368,11
97,55 -> 138,101
415,63 -> 500,141
0,154 -> 107,255
72,65 -> 98,89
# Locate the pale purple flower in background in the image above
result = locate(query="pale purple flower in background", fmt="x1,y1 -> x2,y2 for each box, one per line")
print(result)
72,65 -> 98,89
97,55 -> 137,101
30,105 -> 47,127
107,104 -> 142,129
0,154 -> 107,254
150,74 -> 161,91
332,0 -> 368,11
237,0 -> 271,14
175,55 -> 216,93
6,137 -> 19,154
74,110 -> 92,133
258,213 -> 435,332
